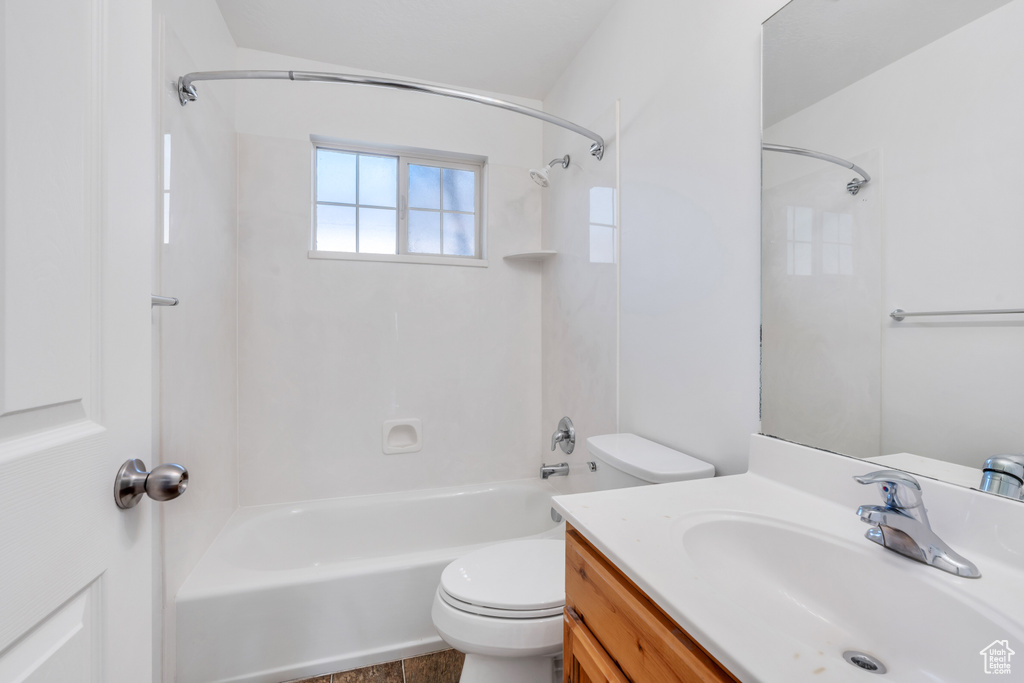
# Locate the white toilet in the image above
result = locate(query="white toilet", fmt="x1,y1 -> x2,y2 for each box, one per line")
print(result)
431,433 -> 715,683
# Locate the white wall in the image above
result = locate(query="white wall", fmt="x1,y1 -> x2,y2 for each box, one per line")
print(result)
154,1 -> 238,679
543,0 -> 784,476
764,0 -> 1024,467
233,49 -> 545,505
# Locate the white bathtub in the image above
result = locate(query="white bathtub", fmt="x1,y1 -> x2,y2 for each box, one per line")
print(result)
175,478 -> 564,683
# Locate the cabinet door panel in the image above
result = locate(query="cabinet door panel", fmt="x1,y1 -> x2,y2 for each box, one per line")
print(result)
564,607 -> 629,683
565,527 -> 736,683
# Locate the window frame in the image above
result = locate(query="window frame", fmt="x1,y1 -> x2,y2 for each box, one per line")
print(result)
309,136 -> 487,267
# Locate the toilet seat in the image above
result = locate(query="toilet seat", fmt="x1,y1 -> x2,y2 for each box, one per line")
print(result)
438,539 -> 565,619
438,589 -> 563,619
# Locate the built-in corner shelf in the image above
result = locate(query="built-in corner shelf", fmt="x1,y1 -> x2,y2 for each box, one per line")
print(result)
502,250 -> 557,262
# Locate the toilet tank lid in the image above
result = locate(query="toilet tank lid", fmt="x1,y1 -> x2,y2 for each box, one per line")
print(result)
586,433 -> 715,483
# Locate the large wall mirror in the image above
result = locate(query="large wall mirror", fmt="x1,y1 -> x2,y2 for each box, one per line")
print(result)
761,0 -> 1024,497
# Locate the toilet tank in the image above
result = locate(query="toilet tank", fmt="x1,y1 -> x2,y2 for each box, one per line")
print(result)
586,433 -> 715,489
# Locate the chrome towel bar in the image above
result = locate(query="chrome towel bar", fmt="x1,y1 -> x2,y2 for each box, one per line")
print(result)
152,295 -> 179,307
890,307 -> 1024,321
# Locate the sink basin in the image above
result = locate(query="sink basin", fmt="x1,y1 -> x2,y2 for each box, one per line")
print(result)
681,514 -> 1022,681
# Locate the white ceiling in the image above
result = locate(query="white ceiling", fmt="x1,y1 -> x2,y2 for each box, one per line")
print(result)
764,0 -> 1015,126
215,0 -> 618,101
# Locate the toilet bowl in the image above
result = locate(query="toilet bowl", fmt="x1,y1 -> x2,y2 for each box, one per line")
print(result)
431,539 -> 564,683
432,433 -> 715,682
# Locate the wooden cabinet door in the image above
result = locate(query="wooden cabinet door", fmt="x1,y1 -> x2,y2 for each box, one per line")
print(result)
564,607 -> 630,683
565,526 -> 738,683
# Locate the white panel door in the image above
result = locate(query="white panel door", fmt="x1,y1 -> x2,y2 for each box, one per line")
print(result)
0,0 -> 156,681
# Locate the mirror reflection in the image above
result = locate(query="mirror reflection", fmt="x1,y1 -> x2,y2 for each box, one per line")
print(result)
761,0 -> 1024,498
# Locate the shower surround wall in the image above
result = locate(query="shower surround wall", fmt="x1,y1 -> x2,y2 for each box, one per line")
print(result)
761,150 -> 883,459
155,0 -> 238,680
234,49 -> 544,505
542,0 -> 784,475
541,105 -> 619,470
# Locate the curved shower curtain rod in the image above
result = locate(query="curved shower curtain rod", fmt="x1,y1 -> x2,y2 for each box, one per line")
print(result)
177,70 -> 605,160
762,143 -> 870,195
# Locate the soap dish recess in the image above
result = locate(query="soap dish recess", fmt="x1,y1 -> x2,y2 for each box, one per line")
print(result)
383,419 -> 422,454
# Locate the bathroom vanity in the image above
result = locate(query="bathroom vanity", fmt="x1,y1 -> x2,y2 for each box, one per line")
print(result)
563,525 -> 735,682
553,435 -> 1024,683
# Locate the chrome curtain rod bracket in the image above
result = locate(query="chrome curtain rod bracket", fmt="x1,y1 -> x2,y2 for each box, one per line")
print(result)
762,143 -> 871,195
177,70 -> 606,160
890,307 -> 1024,321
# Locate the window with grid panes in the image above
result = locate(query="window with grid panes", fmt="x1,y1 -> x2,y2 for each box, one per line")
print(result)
313,142 -> 483,261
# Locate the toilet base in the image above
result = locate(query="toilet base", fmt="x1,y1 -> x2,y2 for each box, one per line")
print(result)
459,653 -> 556,683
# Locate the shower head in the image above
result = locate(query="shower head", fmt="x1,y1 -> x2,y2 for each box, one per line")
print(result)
529,167 -> 550,187
529,154 -> 570,187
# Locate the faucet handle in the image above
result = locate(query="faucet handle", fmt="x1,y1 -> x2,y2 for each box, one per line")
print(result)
550,416 -> 575,454
854,469 -> 921,490
854,469 -> 927,522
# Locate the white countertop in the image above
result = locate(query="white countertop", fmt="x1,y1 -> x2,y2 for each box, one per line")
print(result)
552,435 -> 1024,683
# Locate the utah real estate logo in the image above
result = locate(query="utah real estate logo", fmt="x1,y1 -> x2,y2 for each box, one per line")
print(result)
980,640 -> 1015,675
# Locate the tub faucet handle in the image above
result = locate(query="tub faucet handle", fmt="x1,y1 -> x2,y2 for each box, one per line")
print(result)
551,416 -> 575,454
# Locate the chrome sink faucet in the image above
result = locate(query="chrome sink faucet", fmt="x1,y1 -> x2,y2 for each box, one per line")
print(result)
854,470 -> 981,578
979,455 -> 1024,500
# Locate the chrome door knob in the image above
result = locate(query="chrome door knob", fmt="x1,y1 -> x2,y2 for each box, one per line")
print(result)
114,459 -> 189,509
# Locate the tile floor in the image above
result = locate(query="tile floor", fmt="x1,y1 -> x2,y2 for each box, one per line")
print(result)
286,649 -> 464,683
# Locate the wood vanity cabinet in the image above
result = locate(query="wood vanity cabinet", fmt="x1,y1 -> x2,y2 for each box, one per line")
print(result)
564,525 -> 737,683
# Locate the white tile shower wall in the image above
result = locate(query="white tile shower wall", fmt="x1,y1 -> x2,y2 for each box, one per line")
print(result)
234,50 -> 544,505
542,0 -> 786,475
540,105 -> 619,478
764,1 -> 1024,466
154,1 -> 238,680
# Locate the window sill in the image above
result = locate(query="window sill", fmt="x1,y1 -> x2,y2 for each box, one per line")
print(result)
308,250 -> 488,268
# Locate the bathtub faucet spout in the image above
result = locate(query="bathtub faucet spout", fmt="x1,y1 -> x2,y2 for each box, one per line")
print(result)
540,462 -> 569,479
